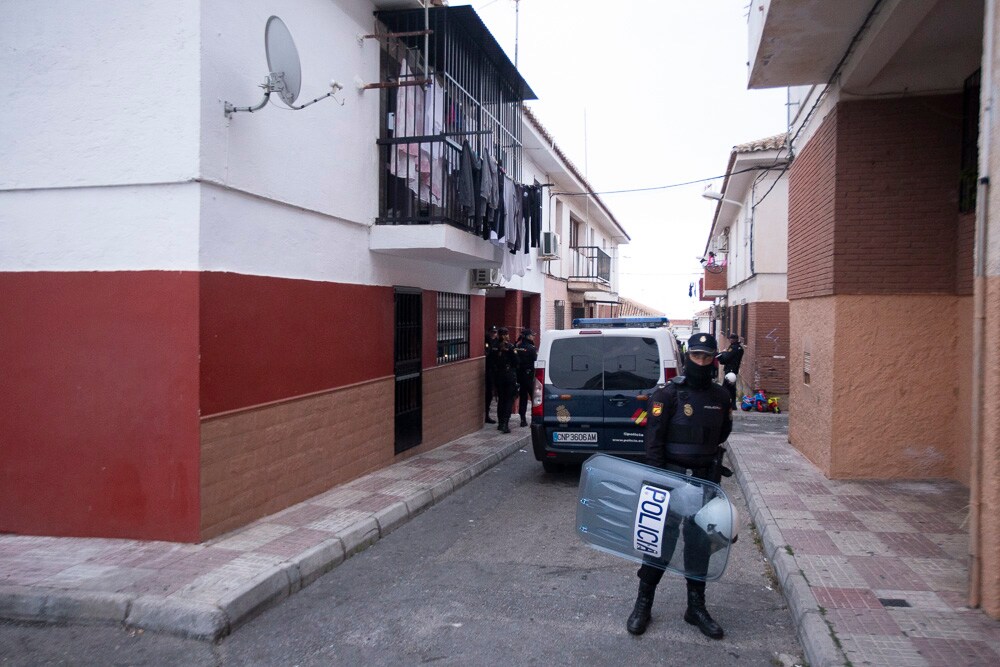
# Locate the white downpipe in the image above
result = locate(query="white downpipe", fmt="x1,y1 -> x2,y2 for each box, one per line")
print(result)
969,0 -> 994,609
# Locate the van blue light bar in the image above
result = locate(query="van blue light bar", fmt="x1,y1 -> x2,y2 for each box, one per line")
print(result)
572,316 -> 670,328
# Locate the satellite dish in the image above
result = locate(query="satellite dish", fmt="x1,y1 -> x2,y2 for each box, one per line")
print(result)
224,15 -> 343,117
264,16 -> 301,106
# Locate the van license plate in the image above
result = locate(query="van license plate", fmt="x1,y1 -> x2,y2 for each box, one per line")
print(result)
553,431 -> 598,444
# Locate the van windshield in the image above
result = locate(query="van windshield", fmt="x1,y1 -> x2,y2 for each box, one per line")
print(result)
549,336 -> 660,390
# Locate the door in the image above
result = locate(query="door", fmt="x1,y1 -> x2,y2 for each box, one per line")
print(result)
394,289 -> 422,454
545,336 -> 605,451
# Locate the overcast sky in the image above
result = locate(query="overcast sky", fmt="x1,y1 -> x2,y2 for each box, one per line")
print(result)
453,0 -> 788,320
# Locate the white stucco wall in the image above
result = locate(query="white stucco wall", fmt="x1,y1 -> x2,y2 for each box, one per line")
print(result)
1,0 -> 202,271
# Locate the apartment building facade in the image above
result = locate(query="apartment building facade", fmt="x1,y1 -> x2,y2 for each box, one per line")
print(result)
747,0 -> 999,616
0,0 -> 557,543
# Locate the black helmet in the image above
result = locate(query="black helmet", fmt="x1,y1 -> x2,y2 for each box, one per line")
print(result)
498,327 -> 509,335
521,328 -> 534,337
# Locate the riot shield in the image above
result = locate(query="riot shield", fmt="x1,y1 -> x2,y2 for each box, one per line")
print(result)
576,453 -> 738,581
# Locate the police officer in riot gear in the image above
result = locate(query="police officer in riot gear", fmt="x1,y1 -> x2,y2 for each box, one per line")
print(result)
514,329 -> 537,427
484,326 -> 500,424
492,327 -> 519,433
717,333 -> 744,409
626,332 -> 733,639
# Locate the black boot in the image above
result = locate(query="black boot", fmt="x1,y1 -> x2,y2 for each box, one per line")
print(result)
501,423 -> 511,434
684,582 -> 723,639
485,416 -> 496,424
626,582 -> 656,635
520,416 -> 528,427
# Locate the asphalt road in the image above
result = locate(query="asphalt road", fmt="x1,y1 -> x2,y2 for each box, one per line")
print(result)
1,422 -> 804,666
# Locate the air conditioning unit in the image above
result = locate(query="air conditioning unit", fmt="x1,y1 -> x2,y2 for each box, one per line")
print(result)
471,268 -> 502,288
540,231 -> 560,258
710,304 -> 724,319
713,232 -> 729,253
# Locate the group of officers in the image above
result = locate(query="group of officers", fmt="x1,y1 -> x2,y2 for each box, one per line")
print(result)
484,325 -> 537,434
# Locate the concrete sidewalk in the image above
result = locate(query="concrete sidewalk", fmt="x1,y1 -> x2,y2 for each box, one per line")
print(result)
0,426 -> 530,640
730,412 -> 999,667
2,415 -> 998,666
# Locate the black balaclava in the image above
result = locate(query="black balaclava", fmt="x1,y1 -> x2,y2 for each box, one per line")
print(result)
684,357 -> 716,389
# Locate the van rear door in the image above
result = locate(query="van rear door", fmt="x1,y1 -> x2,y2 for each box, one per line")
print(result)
545,336 -> 605,451
601,335 -> 661,455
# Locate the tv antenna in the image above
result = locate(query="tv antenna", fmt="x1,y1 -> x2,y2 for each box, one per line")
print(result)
225,16 -> 344,117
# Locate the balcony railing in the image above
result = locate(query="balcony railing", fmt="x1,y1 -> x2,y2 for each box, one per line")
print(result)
568,246 -> 611,285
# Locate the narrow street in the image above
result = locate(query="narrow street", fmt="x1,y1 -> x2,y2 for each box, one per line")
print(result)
1,420 -> 804,666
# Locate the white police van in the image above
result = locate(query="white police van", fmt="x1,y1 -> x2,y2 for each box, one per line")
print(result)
529,317 -> 684,473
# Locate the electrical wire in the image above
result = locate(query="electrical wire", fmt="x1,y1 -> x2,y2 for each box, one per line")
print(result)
550,165 -> 787,197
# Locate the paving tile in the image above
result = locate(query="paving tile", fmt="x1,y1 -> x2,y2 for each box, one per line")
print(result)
812,510 -> 868,532
812,586 -> 884,610
800,494 -> 849,512
825,607 -> 902,635
838,494 -> 889,512
209,524 -> 296,552
890,609 -> 995,641
305,509 -> 371,534
825,530 -> 889,557
254,528 -> 336,559
840,635 -> 929,667
896,511 -> 965,534
909,637 -> 1000,666
311,487 -> 379,509
876,532 -> 949,558
781,528 -> 842,556
902,557 -> 967,593
347,493 -> 405,513
797,555 -> 869,588
760,494 -> 810,511
848,556 -> 931,591
271,502 -> 341,525
852,510 -> 920,533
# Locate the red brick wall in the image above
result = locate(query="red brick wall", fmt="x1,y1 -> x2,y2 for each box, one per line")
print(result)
703,267 -> 727,292
745,302 -> 790,395
833,96 -> 962,294
788,110 -> 838,299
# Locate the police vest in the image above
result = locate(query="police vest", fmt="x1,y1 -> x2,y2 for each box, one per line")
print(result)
662,380 -> 729,466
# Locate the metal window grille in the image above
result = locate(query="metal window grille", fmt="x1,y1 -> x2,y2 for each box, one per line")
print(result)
394,289 -> 422,454
436,292 -> 470,364
375,7 -> 529,230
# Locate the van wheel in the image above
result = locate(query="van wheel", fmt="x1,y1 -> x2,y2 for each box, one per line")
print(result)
542,460 -> 564,474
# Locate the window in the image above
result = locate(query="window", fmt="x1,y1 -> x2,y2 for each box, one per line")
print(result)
436,292 -> 470,364
554,300 -> 565,330
548,337 -> 660,391
569,218 -> 581,249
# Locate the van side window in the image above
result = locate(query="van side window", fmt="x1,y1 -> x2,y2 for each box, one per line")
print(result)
550,338 -> 603,390
604,337 -> 660,391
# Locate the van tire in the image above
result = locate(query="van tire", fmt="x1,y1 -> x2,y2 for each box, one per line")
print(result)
542,460 -> 564,474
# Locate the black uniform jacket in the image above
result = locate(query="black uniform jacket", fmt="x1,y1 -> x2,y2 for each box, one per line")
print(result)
514,340 -> 537,382
643,377 -> 733,470
717,343 -> 744,374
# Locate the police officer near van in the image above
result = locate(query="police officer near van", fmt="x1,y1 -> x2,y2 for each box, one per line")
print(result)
626,332 -> 733,639
492,327 -> 519,434
716,333 -> 744,409
514,329 -> 538,427
485,326 -> 500,424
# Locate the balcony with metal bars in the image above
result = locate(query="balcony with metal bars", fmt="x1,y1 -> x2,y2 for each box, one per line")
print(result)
369,5 -> 536,268
567,246 -> 613,292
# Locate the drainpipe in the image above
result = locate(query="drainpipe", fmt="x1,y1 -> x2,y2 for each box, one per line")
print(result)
969,0 -> 994,609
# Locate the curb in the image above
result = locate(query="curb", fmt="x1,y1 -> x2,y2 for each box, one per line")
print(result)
0,432 -> 529,640
728,438 -> 848,667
